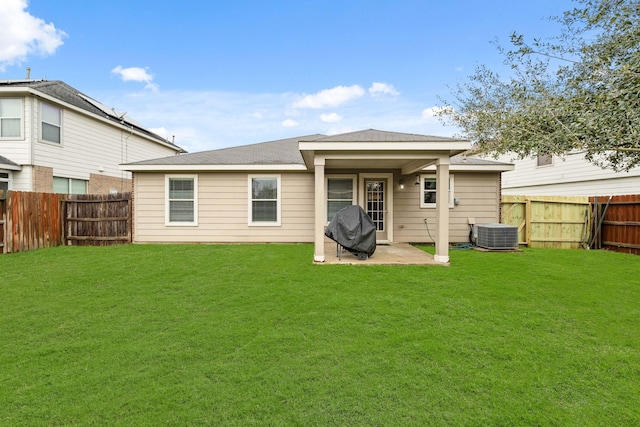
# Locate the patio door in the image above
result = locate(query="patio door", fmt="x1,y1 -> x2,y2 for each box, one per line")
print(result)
365,178 -> 387,241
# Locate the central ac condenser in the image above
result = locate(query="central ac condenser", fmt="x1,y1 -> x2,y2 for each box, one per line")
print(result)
473,224 -> 518,250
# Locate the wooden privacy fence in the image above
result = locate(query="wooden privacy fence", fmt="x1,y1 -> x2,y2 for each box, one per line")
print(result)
63,193 -> 132,246
590,195 -> 640,255
501,195 -> 591,249
0,191 -> 131,254
1,190 -> 66,253
0,190 -> 5,253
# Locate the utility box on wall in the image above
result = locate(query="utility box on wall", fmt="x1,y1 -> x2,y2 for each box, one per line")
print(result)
474,224 -> 519,250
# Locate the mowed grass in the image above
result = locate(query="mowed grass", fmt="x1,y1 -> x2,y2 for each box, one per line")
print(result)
1,244 -> 639,426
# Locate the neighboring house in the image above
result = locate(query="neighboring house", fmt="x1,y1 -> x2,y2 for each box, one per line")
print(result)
123,129 -> 513,263
0,79 -> 184,195
500,152 -> 640,196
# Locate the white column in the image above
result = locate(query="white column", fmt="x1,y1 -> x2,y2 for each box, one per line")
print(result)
314,157 -> 326,262
434,158 -> 450,263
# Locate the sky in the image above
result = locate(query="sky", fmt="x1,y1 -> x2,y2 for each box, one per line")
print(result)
1,0 -> 576,153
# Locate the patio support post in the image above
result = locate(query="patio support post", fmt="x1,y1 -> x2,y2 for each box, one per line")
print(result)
314,157 -> 326,262
434,158 -> 450,263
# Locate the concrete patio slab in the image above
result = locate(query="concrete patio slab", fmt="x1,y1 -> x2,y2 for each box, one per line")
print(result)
321,241 -> 444,265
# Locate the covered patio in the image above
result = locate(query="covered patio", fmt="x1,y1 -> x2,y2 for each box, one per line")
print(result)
299,130 -> 470,265
322,241 -> 442,265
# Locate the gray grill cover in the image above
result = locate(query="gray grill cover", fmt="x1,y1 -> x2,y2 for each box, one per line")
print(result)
324,205 -> 376,257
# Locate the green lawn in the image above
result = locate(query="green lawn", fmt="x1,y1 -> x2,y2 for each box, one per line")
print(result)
1,244 -> 638,426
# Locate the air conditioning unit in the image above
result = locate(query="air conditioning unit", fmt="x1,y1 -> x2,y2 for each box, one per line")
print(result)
473,224 -> 518,250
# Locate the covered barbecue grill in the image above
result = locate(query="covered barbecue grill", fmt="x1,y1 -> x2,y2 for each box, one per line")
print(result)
324,205 -> 376,260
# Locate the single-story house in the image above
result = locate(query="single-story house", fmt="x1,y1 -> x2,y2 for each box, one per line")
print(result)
123,129 -> 513,263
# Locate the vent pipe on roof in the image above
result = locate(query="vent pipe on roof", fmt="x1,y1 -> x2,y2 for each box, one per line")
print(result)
26,67 -> 31,79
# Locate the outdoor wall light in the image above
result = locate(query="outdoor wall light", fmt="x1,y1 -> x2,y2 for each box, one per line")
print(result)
399,179 -> 404,190
414,175 -> 421,186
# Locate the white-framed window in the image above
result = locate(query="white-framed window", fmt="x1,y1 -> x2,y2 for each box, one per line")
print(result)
537,154 -> 553,167
41,102 -> 62,144
165,175 -> 198,226
0,98 -> 23,138
326,175 -> 356,222
53,177 -> 88,194
249,174 -> 281,226
420,174 -> 454,208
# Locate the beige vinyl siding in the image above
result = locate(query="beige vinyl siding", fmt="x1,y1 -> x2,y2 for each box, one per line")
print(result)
134,172 -> 315,243
33,106 -> 178,181
394,172 -> 501,243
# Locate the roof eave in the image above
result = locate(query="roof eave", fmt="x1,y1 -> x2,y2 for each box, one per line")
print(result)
121,163 -> 308,172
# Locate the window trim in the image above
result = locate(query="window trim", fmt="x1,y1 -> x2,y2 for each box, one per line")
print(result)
0,98 -> 24,139
325,174 -> 356,223
248,174 -> 281,227
40,101 -> 62,145
419,174 -> 455,209
165,174 -> 198,226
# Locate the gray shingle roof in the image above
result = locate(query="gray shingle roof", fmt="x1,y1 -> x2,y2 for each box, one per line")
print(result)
127,134 -> 326,166
450,153 -> 512,166
0,155 -> 19,167
123,130 -> 512,171
301,129 -> 467,143
0,79 -> 183,151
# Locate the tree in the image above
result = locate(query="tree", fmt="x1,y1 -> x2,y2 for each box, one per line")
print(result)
438,0 -> 640,171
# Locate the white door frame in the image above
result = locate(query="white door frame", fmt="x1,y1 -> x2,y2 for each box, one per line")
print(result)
358,172 -> 393,243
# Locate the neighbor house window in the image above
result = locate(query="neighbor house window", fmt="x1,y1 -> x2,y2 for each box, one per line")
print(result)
0,98 -> 23,138
41,102 -> 62,144
166,175 -> 198,225
326,176 -> 355,222
420,174 -> 454,208
249,175 -> 281,226
0,172 -> 9,196
537,154 -> 553,167
53,177 -> 88,194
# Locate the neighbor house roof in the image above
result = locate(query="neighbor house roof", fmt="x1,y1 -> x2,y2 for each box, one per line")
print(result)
0,155 -> 21,170
0,79 -> 184,152
123,129 -> 513,173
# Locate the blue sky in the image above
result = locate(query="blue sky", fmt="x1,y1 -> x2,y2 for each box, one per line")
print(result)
1,0 -> 575,153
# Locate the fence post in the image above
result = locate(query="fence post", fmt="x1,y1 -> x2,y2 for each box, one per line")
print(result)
525,199 -> 532,246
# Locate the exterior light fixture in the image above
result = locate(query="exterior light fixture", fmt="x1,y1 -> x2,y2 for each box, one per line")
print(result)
414,175 -> 421,186
399,179 -> 404,190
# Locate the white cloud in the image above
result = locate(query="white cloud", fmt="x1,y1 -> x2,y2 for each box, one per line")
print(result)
320,113 -> 342,123
0,0 -> 66,71
95,88 -> 458,154
421,106 -> 447,119
369,82 -> 399,97
112,65 -> 158,91
292,85 -> 365,109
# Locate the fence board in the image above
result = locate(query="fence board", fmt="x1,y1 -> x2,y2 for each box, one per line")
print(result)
0,190 -> 5,254
2,191 -> 66,253
63,193 -> 131,246
501,195 -> 591,249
